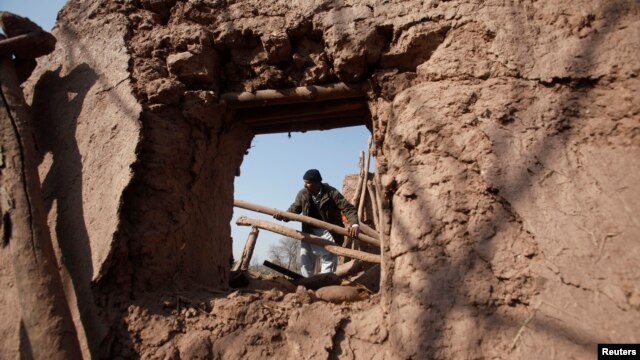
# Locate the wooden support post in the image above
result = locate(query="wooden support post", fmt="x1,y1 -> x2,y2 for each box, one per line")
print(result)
0,56 -> 82,359
357,136 -> 373,222
351,151 -> 365,206
358,222 -> 380,240
234,199 -> 381,247
366,180 -> 380,228
232,226 -> 259,271
236,216 -> 380,263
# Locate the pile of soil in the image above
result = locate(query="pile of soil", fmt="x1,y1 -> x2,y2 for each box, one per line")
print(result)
110,272 -> 386,359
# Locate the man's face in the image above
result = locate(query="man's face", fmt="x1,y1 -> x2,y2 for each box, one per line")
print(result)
304,180 -> 321,195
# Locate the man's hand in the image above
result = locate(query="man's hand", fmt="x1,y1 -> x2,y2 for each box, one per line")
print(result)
348,224 -> 359,238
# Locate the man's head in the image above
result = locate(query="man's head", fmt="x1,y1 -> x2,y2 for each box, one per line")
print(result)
303,169 -> 322,195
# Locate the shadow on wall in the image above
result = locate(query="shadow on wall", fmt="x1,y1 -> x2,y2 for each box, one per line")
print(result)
29,63 -> 103,357
388,1 -> 633,358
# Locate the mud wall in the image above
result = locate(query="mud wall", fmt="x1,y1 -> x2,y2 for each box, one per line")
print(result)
372,2 -> 640,358
0,0 -> 637,358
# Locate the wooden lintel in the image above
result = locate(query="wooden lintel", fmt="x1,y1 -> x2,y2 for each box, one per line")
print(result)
220,82 -> 368,109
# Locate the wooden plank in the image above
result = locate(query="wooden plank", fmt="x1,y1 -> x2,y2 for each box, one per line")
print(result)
236,216 -> 380,263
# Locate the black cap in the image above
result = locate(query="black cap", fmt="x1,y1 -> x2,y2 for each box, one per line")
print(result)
303,169 -> 322,182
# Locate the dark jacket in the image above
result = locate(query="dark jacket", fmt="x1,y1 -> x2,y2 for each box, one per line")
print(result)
287,183 -> 358,246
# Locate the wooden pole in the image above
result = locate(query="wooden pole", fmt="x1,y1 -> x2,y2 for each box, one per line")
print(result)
0,31 -> 56,58
367,180 -> 380,228
358,222 -> 379,240
262,260 -> 303,280
220,82 -> 367,108
232,226 -> 259,271
236,216 -> 380,263
351,151 -> 365,206
233,199 -> 381,247
0,57 -> 82,359
357,136 -> 372,222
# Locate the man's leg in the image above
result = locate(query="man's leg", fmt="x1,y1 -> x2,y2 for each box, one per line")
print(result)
309,227 -> 337,274
319,252 -> 337,274
300,241 -> 316,277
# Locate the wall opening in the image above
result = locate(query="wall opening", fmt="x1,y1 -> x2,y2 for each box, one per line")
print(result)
225,83 -> 379,281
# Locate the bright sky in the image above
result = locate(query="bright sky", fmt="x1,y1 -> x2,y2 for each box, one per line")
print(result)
0,0 -> 65,31
234,129 -> 372,265
0,0 -> 373,265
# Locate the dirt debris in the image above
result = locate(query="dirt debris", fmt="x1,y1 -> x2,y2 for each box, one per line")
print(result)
107,273 -> 383,359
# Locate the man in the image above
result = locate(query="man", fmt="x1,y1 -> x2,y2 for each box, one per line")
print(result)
274,169 -> 359,277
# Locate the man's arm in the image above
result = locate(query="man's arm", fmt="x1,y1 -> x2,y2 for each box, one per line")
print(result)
287,189 -> 304,214
274,189 -> 303,221
331,189 -> 360,237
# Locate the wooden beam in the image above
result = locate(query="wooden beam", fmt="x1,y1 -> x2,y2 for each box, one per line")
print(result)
0,31 -> 56,58
359,223 -> 380,240
221,82 -> 367,108
262,260 -> 303,280
234,199 -> 381,247
236,216 -> 380,263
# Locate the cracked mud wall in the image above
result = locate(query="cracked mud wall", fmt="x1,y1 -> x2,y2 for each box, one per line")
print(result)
2,2 -> 142,357
372,1 -> 640,358
1,0 -> 638,358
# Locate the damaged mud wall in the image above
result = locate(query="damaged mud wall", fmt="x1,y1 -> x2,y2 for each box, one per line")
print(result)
371,1 -> 640,359
1,0 -> 637,358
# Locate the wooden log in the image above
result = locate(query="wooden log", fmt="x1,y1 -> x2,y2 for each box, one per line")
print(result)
372,173 -> 387,263
0,31 -> 56,58
263,260 -> 303,280
335,259 -> 363,278
234,199 -> 381,247
232,226 -> 259,271
236,216 -> 380,263
358,222 -> 379,240
353,264 -> 381,293
357,136 -> 372,222
0,57 -> 82,359
366,180 -> 380,228
220,82 -> 367,108
350,151 -> 365,206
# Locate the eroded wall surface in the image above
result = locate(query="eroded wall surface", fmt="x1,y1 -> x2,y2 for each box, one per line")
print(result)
372,2 -> 640,358
1,0 -> 637,358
